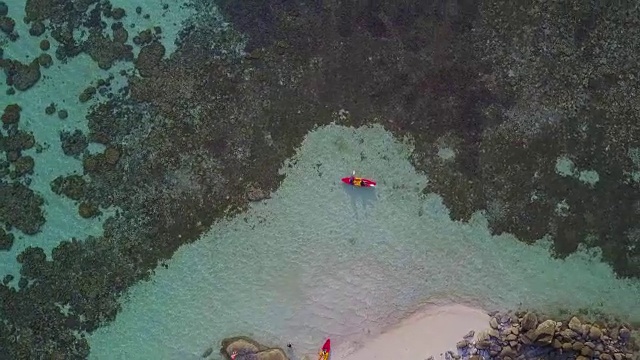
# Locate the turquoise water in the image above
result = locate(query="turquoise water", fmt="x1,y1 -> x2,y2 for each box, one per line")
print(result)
0,0 -> 193,277
87,124 -> 640,359
2,0 -> 640,359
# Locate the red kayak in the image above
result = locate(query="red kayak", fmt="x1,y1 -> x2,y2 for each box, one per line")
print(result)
318,338 -> 330,360
341,176 -> 376,187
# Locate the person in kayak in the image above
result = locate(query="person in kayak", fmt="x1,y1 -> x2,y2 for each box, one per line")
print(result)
349,170 -> 356,185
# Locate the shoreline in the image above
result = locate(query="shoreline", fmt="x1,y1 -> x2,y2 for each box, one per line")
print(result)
327,304 -> 639,360
216,301 -> 639,360
332,303 -> 491,360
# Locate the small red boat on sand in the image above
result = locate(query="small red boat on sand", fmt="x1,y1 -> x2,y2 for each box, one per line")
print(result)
318,338 -> 330,360
341,171 -> 376,187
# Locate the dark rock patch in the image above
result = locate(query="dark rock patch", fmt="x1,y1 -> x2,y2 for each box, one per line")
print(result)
60,129 -> 88,157
12,155 -> 35,178
79,86 -> 96,103
0,15 -> 14,34
37,53 -> 52,68
0,59 -> 41,91
78,201 -> 100,218
51,174 -> 87,201
29,21 -> 45,36
135,41 -> 165,77
39,39 -> 50,51
1,104 -> 21,125
0,226 -> 14,251
84,28 -> 134,70
0,181 -> 45,235
45,103 -> 56,115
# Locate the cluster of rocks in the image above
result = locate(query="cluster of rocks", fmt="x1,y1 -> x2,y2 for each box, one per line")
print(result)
1,0 -> 166,95
446,311 -> 638,360
44,103 -> 69,119
203,336 -> 289,360
0,105 -> 37,178
0,104 -> 46,242
0,1 -> 17,41
0,1 -> 54,92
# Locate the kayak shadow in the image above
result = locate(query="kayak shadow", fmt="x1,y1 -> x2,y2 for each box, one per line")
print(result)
342,184 -> 377,212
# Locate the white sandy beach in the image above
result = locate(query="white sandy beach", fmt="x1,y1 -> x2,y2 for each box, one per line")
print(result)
333,304 -> 490,360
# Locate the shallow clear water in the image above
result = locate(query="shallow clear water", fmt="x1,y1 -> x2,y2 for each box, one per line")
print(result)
87,124 -> 640,359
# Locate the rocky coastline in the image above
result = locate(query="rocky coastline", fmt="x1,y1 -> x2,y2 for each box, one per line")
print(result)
448,311 -> 638,360
210,310 -> 638,360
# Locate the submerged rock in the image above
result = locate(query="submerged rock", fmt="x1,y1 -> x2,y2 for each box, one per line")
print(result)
1,103 -> 21,124
0,226 -> 14,250
0,59 -> 41,91
218,336 -> 289,360
60,129 -> 88,157
256,348 -> 288,360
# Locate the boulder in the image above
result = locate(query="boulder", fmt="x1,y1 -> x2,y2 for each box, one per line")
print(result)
520,330 -> 535,345
568,316 -> 582,333
520,312 -> 538,332
589,325 -> 603,341
486,328 -> 499,338
618,327 -> 631,341
559,328 -> 578,340
610,327 -> 620,340
581,346 -> 593,357
499,346 -> 517,358
533,320 -> 556,345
